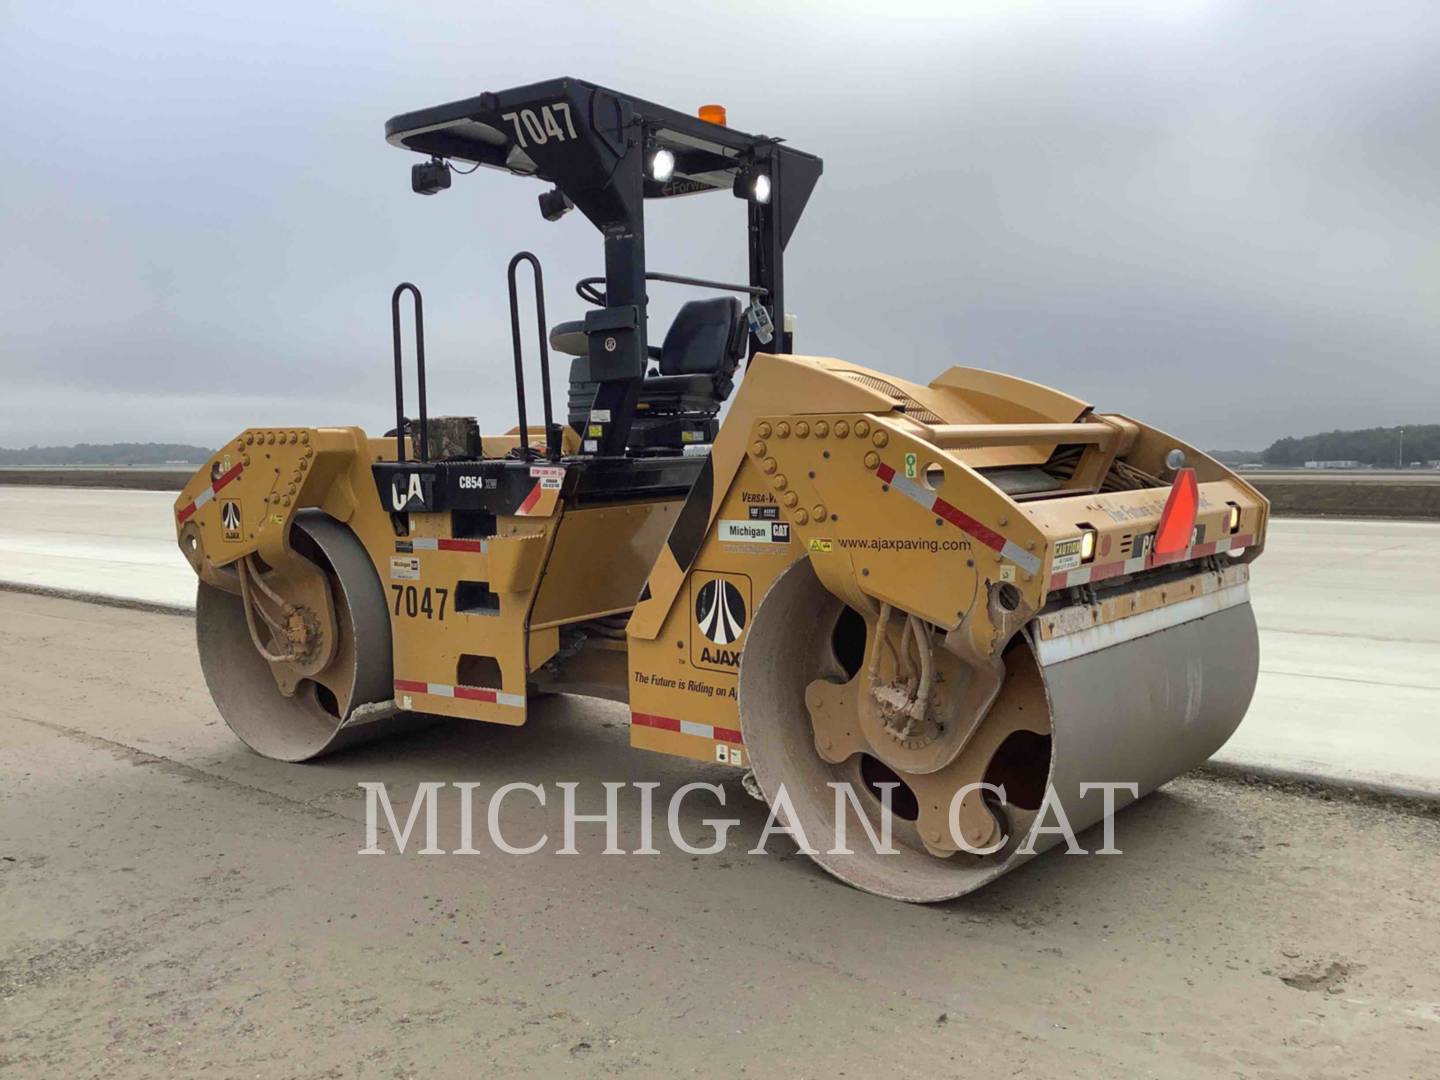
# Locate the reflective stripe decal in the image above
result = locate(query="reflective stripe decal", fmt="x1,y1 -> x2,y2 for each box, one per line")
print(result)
176,462 -> 245,523
393,679 -> 524,708
875,461 -> 1042,575
631,711 -> 743,745
516,482 -> 543,516
395,538 -> 488,553
1049,533 -> 1254,591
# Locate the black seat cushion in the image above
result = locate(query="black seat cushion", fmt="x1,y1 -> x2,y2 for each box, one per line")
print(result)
638,373 -> 722,414
568,362 -> 721,422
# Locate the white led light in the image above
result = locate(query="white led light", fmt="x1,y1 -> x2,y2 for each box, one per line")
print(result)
752,172 -> 771,204
1080,529 -> 1097,561
650,147 -> 675,183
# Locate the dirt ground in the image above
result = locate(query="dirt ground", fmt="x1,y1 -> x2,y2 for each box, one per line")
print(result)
1,590 -> 1436,1078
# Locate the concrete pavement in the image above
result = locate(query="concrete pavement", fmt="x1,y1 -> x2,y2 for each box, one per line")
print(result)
1216,518 -> 1440,798
1,485 -> 1437,797
0,487 -> 193,610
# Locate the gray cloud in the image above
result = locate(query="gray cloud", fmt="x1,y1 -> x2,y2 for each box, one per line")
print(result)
2,0 -> 1438,449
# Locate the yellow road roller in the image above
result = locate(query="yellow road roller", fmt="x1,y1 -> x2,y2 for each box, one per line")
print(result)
174,78 -> 1268,901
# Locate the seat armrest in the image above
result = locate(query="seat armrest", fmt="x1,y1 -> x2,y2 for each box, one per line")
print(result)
549,320 -> 589,357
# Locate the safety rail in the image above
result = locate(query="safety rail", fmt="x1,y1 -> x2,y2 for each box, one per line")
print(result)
574,271 -> 768,307
507,251 -> 561,463
923,422 -> 1117,450
390,282 -> 428,462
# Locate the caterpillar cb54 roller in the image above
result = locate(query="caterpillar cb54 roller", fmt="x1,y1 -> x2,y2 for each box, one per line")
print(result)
175,78 -> 1268,901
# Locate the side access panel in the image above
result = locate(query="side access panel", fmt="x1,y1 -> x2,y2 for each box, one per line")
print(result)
627,458 -> 804,767
530,500 -> 681,629
375,462 -> 569,725
385,516 -> 555,725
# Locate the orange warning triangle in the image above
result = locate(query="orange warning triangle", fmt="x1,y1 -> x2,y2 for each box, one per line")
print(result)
1155,468 -> 1199,555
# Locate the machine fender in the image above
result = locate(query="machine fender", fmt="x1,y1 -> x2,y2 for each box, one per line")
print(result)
627,354 -> 900,641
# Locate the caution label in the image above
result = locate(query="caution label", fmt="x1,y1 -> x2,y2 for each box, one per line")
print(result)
1053,536 -> 1085,572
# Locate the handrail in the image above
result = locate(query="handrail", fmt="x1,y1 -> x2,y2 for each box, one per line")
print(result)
923,422 -> 1115,450
575,271 -> 768,307
390,282 -> 428,462
507,252 -> 560,462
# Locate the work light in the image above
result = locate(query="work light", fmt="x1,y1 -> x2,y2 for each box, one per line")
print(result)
733,167 -> 771,204
649,147 -> 675,183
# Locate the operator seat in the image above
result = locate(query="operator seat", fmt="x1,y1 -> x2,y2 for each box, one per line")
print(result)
558,297 -> 747,449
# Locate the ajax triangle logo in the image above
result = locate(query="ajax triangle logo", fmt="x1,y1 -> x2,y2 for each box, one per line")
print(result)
220,500 -> 242,541
696,578 -> 746,645
691,571 -> 751,673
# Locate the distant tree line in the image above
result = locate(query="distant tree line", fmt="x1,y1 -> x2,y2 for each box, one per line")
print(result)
1260,425 -> 1439,467
0,442 -> 213,466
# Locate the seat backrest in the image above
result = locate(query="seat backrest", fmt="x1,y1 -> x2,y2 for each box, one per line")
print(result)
658,297 -> 744,377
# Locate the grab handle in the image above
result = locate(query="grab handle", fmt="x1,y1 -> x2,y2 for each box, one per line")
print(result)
506,252 -> 559,462
391,282 -> 428,462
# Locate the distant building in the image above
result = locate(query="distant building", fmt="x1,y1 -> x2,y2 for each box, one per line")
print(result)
1303,460 -> 1362,469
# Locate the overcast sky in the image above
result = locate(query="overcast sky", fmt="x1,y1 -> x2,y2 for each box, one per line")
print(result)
2,0 -> 1438,451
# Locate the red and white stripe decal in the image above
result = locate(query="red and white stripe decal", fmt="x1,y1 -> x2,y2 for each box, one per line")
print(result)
394,679 -> 525,708
631,711 -> 743,745
1048,533 -> 1254,591
875,462 -> 1042,575
176,463 -> 245,523
396,538 -> 487,553
515,481 -> 544,516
